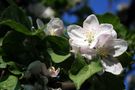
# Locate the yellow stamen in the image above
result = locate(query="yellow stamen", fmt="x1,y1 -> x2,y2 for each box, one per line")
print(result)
96,47 -> 109,57
48,66 -> 55,72
85,31 -> 94,43
50,29 -> 56,35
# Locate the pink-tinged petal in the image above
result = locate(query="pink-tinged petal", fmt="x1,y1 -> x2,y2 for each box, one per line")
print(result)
55,68 -> 60,76
47,18 -> 64,35
83,14 -> 99,31
48,67 -> 60,77
98,24 -> 117,38
81,48 -> 96,60
96,34 -> 113,48
101,57 -> 123,75
111,39 -> 128,57
67,25 -> 86,40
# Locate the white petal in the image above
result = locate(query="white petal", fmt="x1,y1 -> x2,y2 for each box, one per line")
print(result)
52,68 -> 60,77
82,54 -> 92,60
90,39 -> 98,48
47,18 -> 64,35
96,34 -> 113,48
81,49 -> 96,60
69,39 -> 96,60
69,39 -> 89,53
95,24 -> 117,39
49,67 -> 60,77
101,57 -> 123,75
112,39 -> 128,57
67,25 -> 86,40
69,39 -> 80,54
83,14 -> 99,31
36,18 -> 44,29
69,38 -> 89,47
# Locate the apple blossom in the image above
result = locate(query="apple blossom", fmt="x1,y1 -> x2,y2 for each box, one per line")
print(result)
67,14 -> 128,75
95,34 -> 127,75
36,18 -> 64,36
48,66 -> 60,77
67,14 -> 117,59
46,18 -> 64,36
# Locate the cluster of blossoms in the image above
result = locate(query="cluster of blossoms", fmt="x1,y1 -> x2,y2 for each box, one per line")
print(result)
38,14 -> 128,75
67,14 -> 128,75
36,18 -> 64,77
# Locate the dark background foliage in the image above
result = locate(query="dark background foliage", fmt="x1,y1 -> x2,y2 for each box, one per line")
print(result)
0,0 -> 135,90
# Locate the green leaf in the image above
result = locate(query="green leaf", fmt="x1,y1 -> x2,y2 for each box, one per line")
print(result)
0,56 -> 7,68
0,19 -> 33,36
0,53 -> 22,73
48,49 -> 71,63
0,75 -> 18,90
0,19 -> 44,38
0,56 -> 22,74
97,13 -> 127,38
0,38 -> 3,46
0,47 -> 3,55
0,38 -> 4,55
1,5 -> 45,37
1,5 -> 31,29
46,36 -> 70,55
2,31 -> 45,65
7,61 -> 22,75
2,31 -> 26,64
69,60 -> 102,90
70,53 -> 87,75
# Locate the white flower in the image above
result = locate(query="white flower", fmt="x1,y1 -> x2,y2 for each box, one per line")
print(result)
67,14 -> 128,75
96,34 -> 128,75
48,66 -> 60,77
36,18 -> 64,36
67,14 -> 117,59
46,18 -> 64,36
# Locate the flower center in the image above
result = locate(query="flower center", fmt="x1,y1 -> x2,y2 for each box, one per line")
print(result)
96,47 -> 109,57
85,31 -> 94,43
50,29 -> 56,35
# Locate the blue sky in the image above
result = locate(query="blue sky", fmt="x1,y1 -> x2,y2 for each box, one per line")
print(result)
88,0 -> 131,14
62,0 -> 131,24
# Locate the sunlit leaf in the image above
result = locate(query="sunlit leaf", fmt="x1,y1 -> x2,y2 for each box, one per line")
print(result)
0,75 -> 18,90
69,53 -> 87,75
69,60 -> 102,90
7,61 -> 22,75
0,38 -> 3,46
0,19 -> 34,36
0,56 -> 7,68
48,49 -> 71,63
